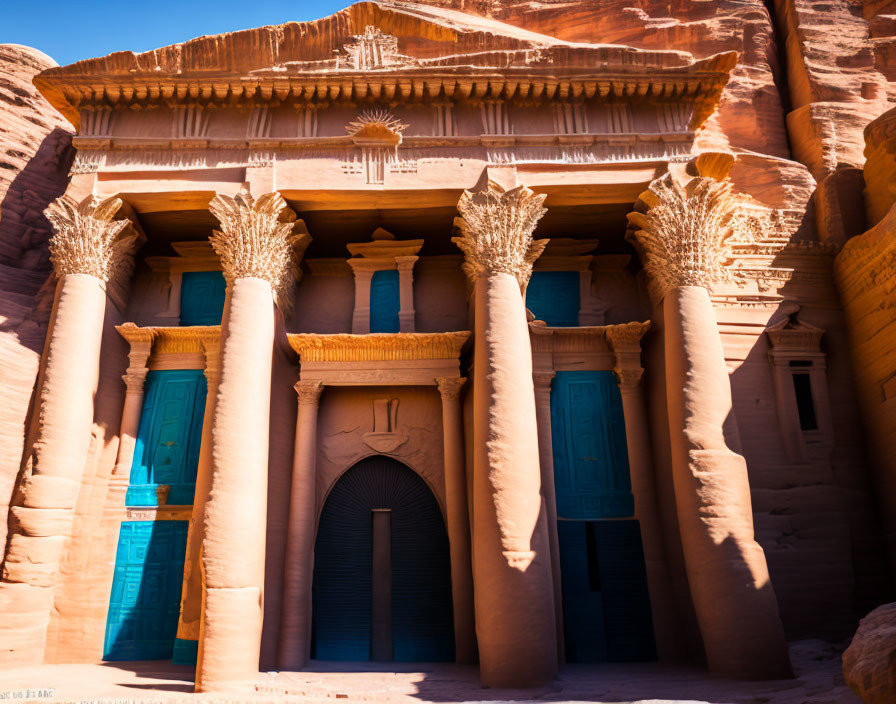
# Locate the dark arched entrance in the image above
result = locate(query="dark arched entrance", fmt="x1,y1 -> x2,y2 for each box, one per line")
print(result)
311,456 -> 454,662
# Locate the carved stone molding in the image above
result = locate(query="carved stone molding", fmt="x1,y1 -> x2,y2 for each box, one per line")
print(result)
208,187 -> 311,314
614,367 -> 644,391
627,175 -> 741,300
435,376 -> 467,401
532,371 -> 556,390
44,194 -> 136,282
606,321 -> 650,390
605,321 -> 650,353
294,380 -> 324,406
453,181 -> 549,286
287,331 -> 470,363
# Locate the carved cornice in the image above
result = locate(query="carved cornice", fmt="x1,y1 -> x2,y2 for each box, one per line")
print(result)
435,376 -> 467,401
116,324 -> 221,356
453,182 -> 548,285
44,195 -> 137,282
287,331 -> 470,362
208,188 -> 311,314
627,174 -> 743,300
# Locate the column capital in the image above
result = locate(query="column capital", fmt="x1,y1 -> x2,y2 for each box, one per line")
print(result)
395,255 -> 419,271
436,376 -> 466,402
626,174 -> 742,300
614,367 -> 644,391
208,187 -> 311,315
532,370 -> 555,390
294,380 -> 324,406
45,194 -> 138,282
122,369 -> 149,393
452,182 -> 549,286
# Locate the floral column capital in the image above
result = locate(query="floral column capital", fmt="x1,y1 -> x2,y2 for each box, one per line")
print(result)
453,181 -> 549,286
44,194 -> 136,282
626,175 -> 742,301
208,187 -> 310,314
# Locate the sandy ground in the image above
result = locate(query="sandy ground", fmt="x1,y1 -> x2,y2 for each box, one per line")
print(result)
0,640 -> 858,704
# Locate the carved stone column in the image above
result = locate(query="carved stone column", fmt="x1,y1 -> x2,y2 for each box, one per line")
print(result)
605,322 -> 680,662
396,255 -> 418,332
453,183 -> 556,687
175,338 -> 222,660
0,195 -> 135,665
531,370 -> 564,665
435,376 -> 476,664
627,173 -> 791,678
279,380 -> 323,670
350,265 -> 374,334
196,189 -> 307,692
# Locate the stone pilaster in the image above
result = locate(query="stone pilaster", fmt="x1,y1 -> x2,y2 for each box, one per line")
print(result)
453,182 -> 556,687
0,195 -> 135,665
531,370 -> 564,665
435,376 -> 476,664
396,255 -> 417,332
627,173 -> 791,678
605,322 -> 680,662
175,338 -> 222,658
279,380 -> 324,670
196,188 -> 306,692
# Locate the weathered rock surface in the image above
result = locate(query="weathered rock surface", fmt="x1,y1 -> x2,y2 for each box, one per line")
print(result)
843,602 -> 896,704
0,44 -> 73,553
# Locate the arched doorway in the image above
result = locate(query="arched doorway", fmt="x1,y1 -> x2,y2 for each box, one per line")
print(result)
311,456 -> 454,662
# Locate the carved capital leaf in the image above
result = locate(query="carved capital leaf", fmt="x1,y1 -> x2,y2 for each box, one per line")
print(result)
294,380 -> 324,405
208,187 -> 309,314
453,181 -> 548,286
435,376 -> 466,401
627,175 -> 741,299
45,194 -> 135,281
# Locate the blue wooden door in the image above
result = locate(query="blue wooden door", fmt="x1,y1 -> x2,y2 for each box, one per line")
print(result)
311,457 -> 454,661
103,520 -> 189,661
525,271 -> 580,327
180,270 -> 226,326
369,270 -> 400,333
550,370 -> 655,662
550,371 -> 633,519
127,370 -> 206,507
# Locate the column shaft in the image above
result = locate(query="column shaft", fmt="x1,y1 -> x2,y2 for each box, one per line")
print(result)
197,277 -> 274,690
176,341 -> 222,651
436,377 -> 476,664
615,373 -> 681,661
664,285 -> 790,678
531,372 -> 564,665
0,273 -> 107,664
471,272 -> 556,687
278,381 -> 322,670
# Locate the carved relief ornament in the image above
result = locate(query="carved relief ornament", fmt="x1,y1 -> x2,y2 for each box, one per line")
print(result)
208,187 -> 311,314
626,174 -> 741,300
453,181 -> 549,286
44,194 -> 137,282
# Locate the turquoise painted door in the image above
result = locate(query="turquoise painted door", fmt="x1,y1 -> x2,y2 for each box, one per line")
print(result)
369,270 -> 400,333
127,370 -> 207,507
103,520 -> 189,661
180,270 -> 226,326
550,370 -> 655,662
525,271 -> 580,327
550,370 -> 633,519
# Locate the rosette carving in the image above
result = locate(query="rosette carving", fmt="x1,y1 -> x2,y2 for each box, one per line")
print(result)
453,181 -> 549,286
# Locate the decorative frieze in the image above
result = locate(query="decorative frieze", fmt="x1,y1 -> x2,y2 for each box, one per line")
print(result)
44,194 -> 136,282
287,331 -> 470,362
453,182 -> 548,286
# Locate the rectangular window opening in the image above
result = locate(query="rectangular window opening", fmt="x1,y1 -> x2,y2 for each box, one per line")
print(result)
792,373 -> 818,431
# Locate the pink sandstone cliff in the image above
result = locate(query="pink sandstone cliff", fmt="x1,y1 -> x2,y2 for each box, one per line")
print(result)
0,44 -> 73,553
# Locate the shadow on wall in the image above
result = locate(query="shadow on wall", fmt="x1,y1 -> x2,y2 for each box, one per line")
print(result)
726,241 -> 894,638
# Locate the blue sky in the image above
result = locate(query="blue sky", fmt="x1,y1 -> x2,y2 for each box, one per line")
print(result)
2,0 -> 351,67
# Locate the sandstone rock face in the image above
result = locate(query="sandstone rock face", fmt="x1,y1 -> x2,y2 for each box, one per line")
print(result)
0,44 -> 73,554
843,602 -> 896,704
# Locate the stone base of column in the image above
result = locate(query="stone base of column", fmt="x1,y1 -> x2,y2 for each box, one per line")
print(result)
196,586 -> 264,692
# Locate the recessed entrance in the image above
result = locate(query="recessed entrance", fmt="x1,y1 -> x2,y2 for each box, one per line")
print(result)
311,456 -> 454,662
